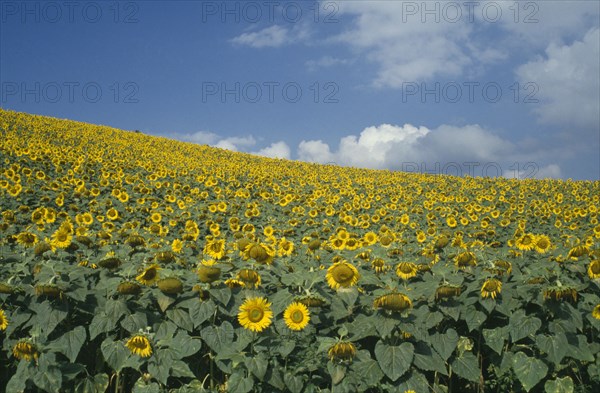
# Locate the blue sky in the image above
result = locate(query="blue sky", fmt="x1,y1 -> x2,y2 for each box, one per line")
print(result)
1,0 -> 599,180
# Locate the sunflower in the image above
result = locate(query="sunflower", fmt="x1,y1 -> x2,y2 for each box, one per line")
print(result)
225,278 -> 245,288
106,208 -> 119,221
150,212 -> 162,223
283,302 -> 310,331
373,292 -> 412,313
435,284 -> 462,301
328,341 -> 356,362
534,235 -> 552,253
593,304 -> 600,320
395,262 -> 418,280
50,229 -> 72,249
567,245 -> 589,260
515,233 -> 536,251
136,264 -> 161,286
326,261 -> 360,290
125,334 -> 153,357
481,278 -> 502,299
588,260 -> 600,279
0,308 -> 8,330
454,251 -> 476,268
238,297 -> 273,333
277,237 -> 294,257
296,294 -> 327,308
204,238 -> 227,260
12,339 -> 38,361
371,258 -> 387,274
543,286 -> 578,303
237,269 -> 261,288
16,231 -> 38,247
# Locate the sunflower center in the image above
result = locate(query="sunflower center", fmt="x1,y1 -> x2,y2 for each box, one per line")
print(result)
143,269 -> 157,280
591,262 -> 600,274
399,263 -> 414,273
484,281 -> 499,291
333,265 -> 354,283
57,233 -> 68,242
249,308 -> 264,322
291,310 -> 304,323
522,236 -> 532,245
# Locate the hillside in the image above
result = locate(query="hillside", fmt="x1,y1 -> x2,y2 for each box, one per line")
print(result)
1,108 -> 599,392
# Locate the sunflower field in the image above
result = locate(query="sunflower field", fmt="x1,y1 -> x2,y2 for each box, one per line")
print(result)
1,108 -> 599,393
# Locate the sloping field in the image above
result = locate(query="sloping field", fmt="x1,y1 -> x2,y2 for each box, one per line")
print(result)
1,108 -> 599,392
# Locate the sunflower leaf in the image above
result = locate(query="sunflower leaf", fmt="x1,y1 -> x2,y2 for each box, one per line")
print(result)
430,328 -> 459,361
511,351 -> 548,392
536,333 -> 568,365
374,341 -> 414,382
201,321 -> 234,353
451,352 -> 480,382
544,376 -> 574,393
509,309 -> 542,343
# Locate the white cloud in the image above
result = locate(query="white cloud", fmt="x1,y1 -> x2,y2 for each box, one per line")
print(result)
230,24 -> 310,48
297,123 -> 562,178
253,141 -> 291,159
533,164 -> 562,180
297,140 -> 335,163
176,132 -> 256,152
516,27 -> 600,130
230,25 -> 289,48
305,56 -> 352,71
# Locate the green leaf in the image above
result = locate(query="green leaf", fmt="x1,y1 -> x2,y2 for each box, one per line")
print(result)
483,327 -> 506,355
105,298 -> 129,324
462,305 -> 487,332
166,308 -> 194,332
353,359 -> 384,388
512,351 -> 548,392
278,339 -> 296,358
228,372 -> 253,393
156,293 -> 177,312
53,326 -> 86,363
413,342 -> 447,375
170,360 -> 196,378
509,310 -> 542,343
544,376 -> 574,393
284,372 -> 304,393
32,365 -> 62,393
33,301 -> 68,338
536,333 -> 568,365
374,341 -> 414,382
171,331 -> 202,358
132,381 -> 160,393
247,353 -> 269,381
565,334 -> 595,362
121,312 -> 148,333
89,312 -> 113,339
6,360 -> 30,393
328,363 -> 346,385
75,373 -> 110,393
201,321 -> 234,352
208,287 -> 231,306
101,338 -> 130,372
431,328 -> 459,361
189,299 -> 216,328
451,352 -> 479,382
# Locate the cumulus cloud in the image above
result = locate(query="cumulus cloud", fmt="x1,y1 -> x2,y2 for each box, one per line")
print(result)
175,131 -> 256,152
252,141 -> 291,159
516,27 -> 600,130
297,123 -> 562,178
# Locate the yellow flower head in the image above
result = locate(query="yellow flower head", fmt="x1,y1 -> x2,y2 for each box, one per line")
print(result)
326,261 -> 359,290
283,302 -> 310,331
0,308 -> 8,330
238,297 -> 273,333
481,278 -> 502,299
328,341 -> 356,362
136,264 -> 161,286
126,334 -> 153,357
395,262 -> 418,280
13,339 -> 38,362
